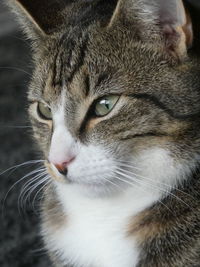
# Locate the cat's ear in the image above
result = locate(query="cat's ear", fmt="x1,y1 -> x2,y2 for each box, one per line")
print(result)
7,0 -> 68,38
109,0 -> 193,60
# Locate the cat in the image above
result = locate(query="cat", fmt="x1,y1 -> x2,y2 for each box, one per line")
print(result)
7,0 -> 200,266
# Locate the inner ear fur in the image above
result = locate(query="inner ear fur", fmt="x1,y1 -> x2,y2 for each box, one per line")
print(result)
7,0 -> 69,37
108,0 -> 193,60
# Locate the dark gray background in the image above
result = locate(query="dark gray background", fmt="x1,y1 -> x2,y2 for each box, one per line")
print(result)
0,3 -> 50,266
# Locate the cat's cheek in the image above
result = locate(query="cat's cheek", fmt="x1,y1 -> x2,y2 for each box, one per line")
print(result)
28,102 -> 52,155
132,147 -> 194,191
29,119 -> 52,157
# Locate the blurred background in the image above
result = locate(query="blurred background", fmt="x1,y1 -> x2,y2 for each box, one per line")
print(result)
0,2 -> 50,266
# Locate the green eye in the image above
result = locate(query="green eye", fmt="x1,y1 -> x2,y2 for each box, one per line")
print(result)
94,95 -> 119,117
37,102 -> 52,120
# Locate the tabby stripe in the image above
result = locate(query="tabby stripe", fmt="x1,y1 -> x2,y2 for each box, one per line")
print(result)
54,51 -> 65,88
66,35 -> 89,84
65,38 -> 76,69
84,74 -> 90,96
51,49 -> 60,88
128,93 -> 200,120
120,132 -> 168,141
52,33 -> 70,88
95,72 -> 110,88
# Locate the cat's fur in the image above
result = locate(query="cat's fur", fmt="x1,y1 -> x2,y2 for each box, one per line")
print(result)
7,0 -> 200,266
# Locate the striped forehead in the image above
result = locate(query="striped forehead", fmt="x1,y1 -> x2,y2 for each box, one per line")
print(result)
42,33 -> 89,100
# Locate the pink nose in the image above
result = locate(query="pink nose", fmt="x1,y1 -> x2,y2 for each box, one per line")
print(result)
53,157 -> 75,176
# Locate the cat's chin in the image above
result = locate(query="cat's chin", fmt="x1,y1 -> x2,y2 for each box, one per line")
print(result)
65,177 -> 121,198
54,175 -> 122,198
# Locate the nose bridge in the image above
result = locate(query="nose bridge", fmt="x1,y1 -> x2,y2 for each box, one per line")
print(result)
48,93 -> 77,164
49,124 -> 76,164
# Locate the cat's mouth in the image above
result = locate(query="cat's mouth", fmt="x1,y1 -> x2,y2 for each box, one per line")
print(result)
44,160 -> 116,191
45,161 -> 66,183
44,161 -> 99,186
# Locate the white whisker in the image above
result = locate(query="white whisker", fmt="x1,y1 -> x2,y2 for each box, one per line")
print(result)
114,170 -> 173,213
0,66 -> 32,76
116,167 -> 192,211
99,175 -> 121,192
116,161 -> 194,199
28,176 -> 49,206
2,165 -> 45,218
116,159 -> 140,170
0,160 -> 44,176
0,125 -> 32,129
18,170 -> 47,213
32,178 -> 52,213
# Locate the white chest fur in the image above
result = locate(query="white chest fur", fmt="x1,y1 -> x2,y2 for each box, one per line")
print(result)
44,184 -> 161,267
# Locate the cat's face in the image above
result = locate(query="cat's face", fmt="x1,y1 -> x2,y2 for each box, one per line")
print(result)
10,0 -> 200,196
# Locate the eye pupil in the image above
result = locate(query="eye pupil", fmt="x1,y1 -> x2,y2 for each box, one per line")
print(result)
105,103 -> 109,109
100,99 -> 110,109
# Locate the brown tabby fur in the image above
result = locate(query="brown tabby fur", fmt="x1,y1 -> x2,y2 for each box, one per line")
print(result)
7,0 -> 200,266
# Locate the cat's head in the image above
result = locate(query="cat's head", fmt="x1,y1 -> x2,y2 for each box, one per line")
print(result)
9,0 -> 200,196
